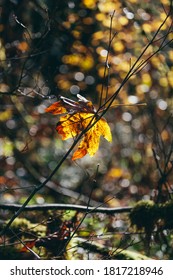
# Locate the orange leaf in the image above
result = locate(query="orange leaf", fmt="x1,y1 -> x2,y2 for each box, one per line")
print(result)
45,101 -> 67,115
46,95 -> 112,160
20,241 -> 35,252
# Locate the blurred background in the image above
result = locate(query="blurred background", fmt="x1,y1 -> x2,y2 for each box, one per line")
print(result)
0,0 -> 173,259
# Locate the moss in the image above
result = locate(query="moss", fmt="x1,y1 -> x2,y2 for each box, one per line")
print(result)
8,217 -> 46,235
129,200 -> 173,232
159,200 -> 173,229
129,200 -> 158,232
113,249 -> 151,260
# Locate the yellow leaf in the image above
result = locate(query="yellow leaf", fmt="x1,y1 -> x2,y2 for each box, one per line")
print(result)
46,95 -> 112,160
72,115 -> 112,160
56,113 -> 82,140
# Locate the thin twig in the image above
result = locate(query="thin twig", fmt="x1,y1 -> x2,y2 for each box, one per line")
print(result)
9,228 -> 40,259
99,10 -> 116,107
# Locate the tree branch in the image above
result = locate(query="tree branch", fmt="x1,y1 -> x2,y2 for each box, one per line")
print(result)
0,203 -> 132,214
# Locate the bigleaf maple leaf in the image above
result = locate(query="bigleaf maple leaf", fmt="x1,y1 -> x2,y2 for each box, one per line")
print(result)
45,94 -> 112,160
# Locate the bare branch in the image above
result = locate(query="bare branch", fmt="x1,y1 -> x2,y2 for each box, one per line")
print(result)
0,203 -> 132,214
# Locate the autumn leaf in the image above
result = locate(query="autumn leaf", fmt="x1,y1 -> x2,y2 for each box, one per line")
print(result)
20,241 -> 36,252
46,94 -> 112,160
45,101 -> 67,115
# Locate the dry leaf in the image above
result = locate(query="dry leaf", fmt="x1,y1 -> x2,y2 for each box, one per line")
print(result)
46,94 -> 112,160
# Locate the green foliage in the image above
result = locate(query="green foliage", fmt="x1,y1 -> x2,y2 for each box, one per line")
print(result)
9,217 -> 46,235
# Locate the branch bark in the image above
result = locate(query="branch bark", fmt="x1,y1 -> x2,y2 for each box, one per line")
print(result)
0,203 -> 132,214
